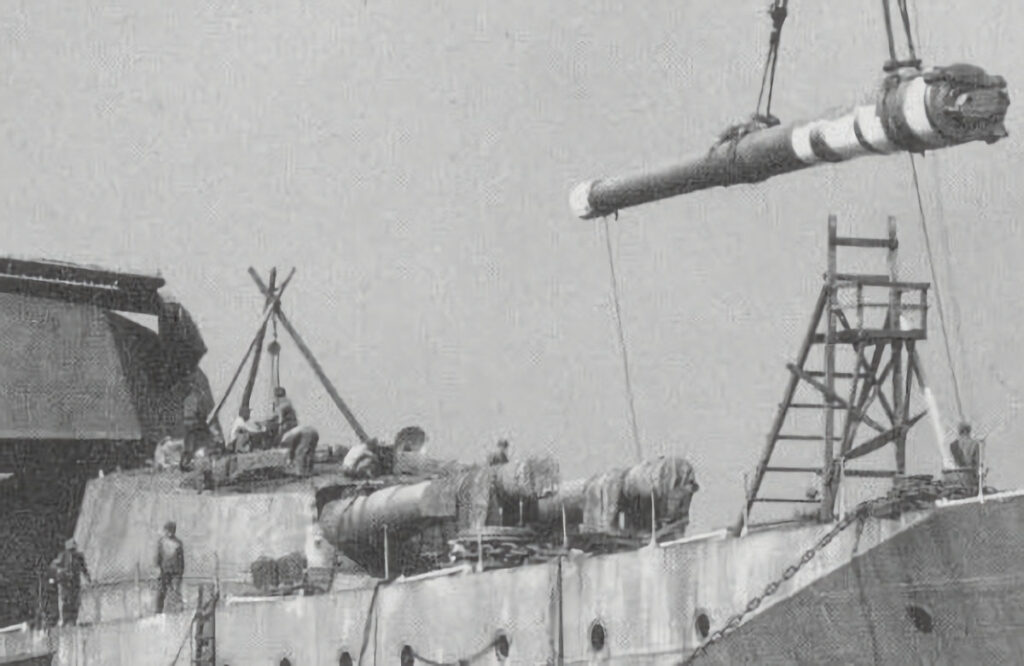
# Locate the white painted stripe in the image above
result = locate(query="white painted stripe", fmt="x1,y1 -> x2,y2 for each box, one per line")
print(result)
790,123 -> 821,164
935,488 -> 1024,508
901,77 -> 943,146
816,111 -> 872,160
659,528 -> 729,548
854,105 -> 896,153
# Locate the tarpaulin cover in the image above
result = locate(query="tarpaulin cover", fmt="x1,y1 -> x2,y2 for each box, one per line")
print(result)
582,468 -> 629,533
580,457 -> 699,533
623,456 -> 700,528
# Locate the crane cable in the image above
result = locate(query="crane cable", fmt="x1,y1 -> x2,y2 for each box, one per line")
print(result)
601,218 -> 644,463
885,0 -> 968,424
755,0 -> 789,121
909,155 -> 966,424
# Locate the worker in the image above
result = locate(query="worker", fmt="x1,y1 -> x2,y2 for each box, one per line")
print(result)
273,386 -> 299,447
949,422 -> 982,489
487,439 -> 510,465
155,521 -> 185,614
284,425 -> 320,476
228,405 -> 264,452
49,539 -> 91,626
342,438 -> 382,479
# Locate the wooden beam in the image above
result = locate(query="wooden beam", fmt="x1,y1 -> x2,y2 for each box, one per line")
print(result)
207,269 -> 296,427
239,268 -> 276,416
843,411 -> 925,461
786,364 -> 887,433
832,236 -> 896,249
249,268 -> 371,444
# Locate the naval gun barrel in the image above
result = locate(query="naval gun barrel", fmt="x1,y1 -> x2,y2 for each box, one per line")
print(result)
570,64 -> 1009,219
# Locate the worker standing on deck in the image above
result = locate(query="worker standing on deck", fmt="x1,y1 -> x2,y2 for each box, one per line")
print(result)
49,539 -> 91,626
949,423 -> 982,490
273,387 -> 299,446
487,439 -> 510,465
155,521 -> 185,614
272,386 -> 319,475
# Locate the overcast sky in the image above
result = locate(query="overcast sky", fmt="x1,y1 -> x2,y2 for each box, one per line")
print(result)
3,1 -> 1022,530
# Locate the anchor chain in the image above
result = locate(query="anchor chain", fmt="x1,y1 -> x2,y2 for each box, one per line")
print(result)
681,476 -> 982,664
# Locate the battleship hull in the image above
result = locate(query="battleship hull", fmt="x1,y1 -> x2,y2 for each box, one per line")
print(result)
3,476 -> 1024,664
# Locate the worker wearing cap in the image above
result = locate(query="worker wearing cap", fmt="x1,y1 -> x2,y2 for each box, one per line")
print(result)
949,422 -> 982,490
155,521 -> 185,614
487,439 -> 510,466
50,538 -> 91,626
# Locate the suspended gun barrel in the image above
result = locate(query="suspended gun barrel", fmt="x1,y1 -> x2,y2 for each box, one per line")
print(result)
570,64 -> 1009,219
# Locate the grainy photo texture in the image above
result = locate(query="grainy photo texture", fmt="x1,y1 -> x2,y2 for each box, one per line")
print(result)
0,1 -> 1019,664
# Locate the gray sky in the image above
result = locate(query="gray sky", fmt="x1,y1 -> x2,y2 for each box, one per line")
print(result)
3,1 -> 1022,530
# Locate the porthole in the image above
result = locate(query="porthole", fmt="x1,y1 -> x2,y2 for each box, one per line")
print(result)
339,652 -> 353,666
695,611 -> 711,640
589,621 -> 606,651
906,604 -> 933,633
400,645 -> 415,666
494,633 -> 510,659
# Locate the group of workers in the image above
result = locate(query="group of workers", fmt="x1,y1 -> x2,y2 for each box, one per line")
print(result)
178,385 -> 318,476
47,522 -> 185,627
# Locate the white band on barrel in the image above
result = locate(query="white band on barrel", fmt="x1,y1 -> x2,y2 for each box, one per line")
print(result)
853,105 -> 896,154
790,123 -> 821,165
816,111 -> 871,160
901,77 -> 943,147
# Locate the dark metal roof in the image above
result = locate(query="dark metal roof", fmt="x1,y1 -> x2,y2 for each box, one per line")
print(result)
0,256 -> 165,314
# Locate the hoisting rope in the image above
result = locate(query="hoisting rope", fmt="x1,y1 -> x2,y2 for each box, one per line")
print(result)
886,0 -> 968,425
880,0 -> 921,71
909,154 -> 967,424
713,1 -> 788,151
755,0 -> 789,123
601,218 -> 644,463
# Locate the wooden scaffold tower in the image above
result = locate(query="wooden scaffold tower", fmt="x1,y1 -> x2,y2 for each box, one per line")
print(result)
741,215 -> 937,530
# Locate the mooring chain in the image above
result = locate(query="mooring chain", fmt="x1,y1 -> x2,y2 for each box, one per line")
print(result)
680,503 -> 870,665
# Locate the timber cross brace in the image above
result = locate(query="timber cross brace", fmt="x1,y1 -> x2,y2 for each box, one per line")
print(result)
740,215 -> 935,532
206,267 -> 372,445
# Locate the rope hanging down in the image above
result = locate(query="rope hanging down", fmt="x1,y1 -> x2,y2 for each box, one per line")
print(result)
883,0 -> 968,425
601,218 -> 644,463
909,154 -> 966,423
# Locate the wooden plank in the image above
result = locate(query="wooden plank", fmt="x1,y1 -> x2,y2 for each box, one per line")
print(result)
777,434 -> 837,441
788,403 -> 828,409
844,469 -> 899,478
832,236 -> 895,249
804,371 -> 870,379
753,498 -> 820,504
833,329 -> 926,343
765,466 -> 822,473
834,274 -> 930,290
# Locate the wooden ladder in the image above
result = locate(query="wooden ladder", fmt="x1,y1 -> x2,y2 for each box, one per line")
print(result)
192,584 -> 218,666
